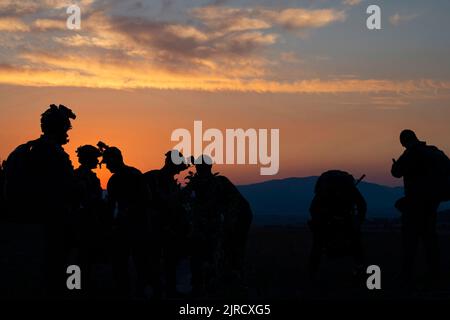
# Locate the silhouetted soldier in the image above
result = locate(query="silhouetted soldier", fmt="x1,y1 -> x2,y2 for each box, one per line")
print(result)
4,104 -> 77,297
185,155 -> 253,297
392,129 -> 450,288
98,142 -> 152,298
144,150 -> 190,298
0,161 -> 5,221
73,145 -> 105,295
308,170 -> 367,278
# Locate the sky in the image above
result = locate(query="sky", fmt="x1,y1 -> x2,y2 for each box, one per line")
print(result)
1,0 -> 450,188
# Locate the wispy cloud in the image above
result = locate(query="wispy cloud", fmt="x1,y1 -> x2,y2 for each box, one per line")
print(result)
280,52 -> 303,64
342,0 -> 362,6
32,18 -> 66,31
0,17 -> 30,31
192,6 -> 346,33
0,0 -> 447,97
1,53 -> 450,94
0,1 -> 350,91
389,13 -> 419,26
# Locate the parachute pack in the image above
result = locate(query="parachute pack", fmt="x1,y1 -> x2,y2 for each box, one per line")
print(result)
310,170 -> 364,258
3,140 -> 39,222
314,170 -> 357,197
310,170 -> 366,223
425,145 -> 450,202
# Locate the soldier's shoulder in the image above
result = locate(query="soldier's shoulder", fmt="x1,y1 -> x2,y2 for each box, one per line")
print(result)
215,175 -> 232,185
31,138 -> 69,158
144,170 -> 160,179
126,166 -> 143,177
76,167 -> 97,179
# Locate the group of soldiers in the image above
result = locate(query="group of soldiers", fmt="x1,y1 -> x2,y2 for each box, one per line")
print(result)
0,104 -> 253,299
1,103 -> 450,298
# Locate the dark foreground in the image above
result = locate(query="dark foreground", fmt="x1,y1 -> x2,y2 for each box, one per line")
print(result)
1,223 -> 450,301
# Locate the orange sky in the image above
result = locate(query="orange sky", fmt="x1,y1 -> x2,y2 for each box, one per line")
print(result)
2,85 -> 450,188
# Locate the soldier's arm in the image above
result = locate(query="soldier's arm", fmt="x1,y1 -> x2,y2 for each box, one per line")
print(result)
391,151 -> 409,178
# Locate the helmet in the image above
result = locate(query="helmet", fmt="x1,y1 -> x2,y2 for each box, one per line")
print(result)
41,104 -> 76,134
76,145 -> 102,163
165,150 -> 189,171
194,154 -> 213,167
97,141 -> 123,165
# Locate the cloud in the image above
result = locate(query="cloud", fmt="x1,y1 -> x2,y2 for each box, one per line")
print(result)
108,14 -> 278,68
0,17 -> 30,32
191,7 -> 271,34
370,96 -> 411,109
52,34 -> 124,49
0,2 -> 347,77
32,19 -> 66,31
0,0 -> 95,16
1,53 -> 450,95
0,0 -> 40,16
260,8 -> 346,30
342,0 -> 362,6
192,6 -> 346,33
389,13 -> 418,26
280,52 -> 303,64
0,1 -> 446,98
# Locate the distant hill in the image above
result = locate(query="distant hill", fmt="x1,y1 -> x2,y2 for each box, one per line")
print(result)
237,176 -> 404,224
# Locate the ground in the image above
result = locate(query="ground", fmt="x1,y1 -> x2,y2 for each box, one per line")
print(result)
1,223 -> 450,300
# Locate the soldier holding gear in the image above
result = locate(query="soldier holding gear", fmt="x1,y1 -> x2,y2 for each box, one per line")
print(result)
392,129 -> 450,288
144,150 -> 190,298
185,155 -> 253,297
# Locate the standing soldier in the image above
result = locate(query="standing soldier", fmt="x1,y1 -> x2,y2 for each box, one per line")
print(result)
73,145 -> 105,295
392,129 -> 450,289
98,142 -> 152,298
4,104 -> 77,297
0,161 -> 5,219
144,150 -> 190,298
185,155 -> 253,297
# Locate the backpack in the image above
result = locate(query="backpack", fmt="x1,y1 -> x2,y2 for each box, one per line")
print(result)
424,146 -> 450,202
311,170 -> 360,220
3,140 -> 39,222
315,170 -> 356,196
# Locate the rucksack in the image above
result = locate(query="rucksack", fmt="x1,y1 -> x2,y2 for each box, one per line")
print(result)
312,170 -> 360,220
423,145 -> 450,202
315,170 -> 356,198
3,140 -> 39,222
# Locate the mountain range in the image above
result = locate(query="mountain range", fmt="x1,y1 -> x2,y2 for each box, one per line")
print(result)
236,176 -> 450,225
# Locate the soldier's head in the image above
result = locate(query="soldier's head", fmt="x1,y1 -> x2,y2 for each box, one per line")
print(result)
194,154 -> 213,176
76,145 -> 102,170
400,129 -> 419,149
98,142 -> 124,173
164,150 -> 189,175
41,104 -> 76,145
